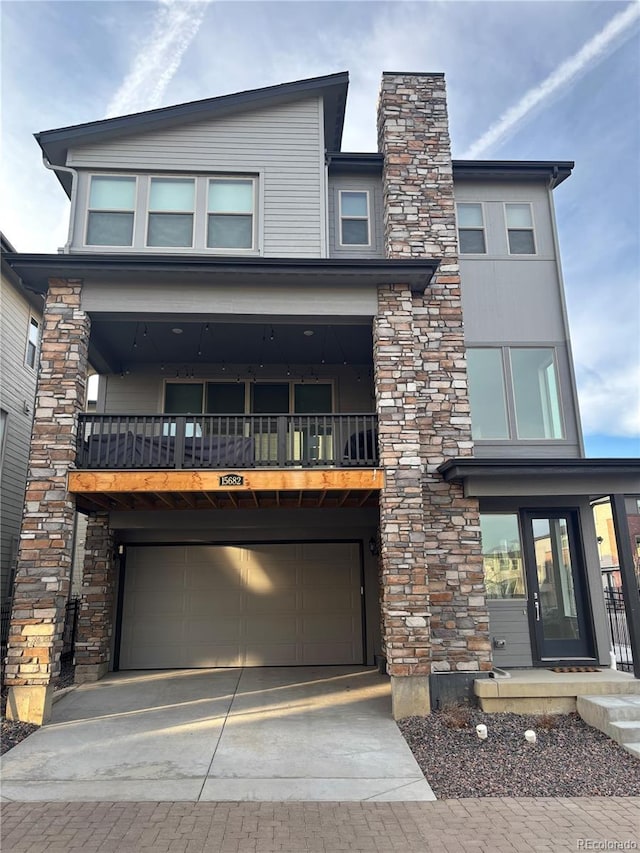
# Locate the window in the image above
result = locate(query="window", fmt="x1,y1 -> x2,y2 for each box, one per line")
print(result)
467,347 -> 564,441
467,349 -> 509,439
147,178 -> 194,247
25,316 -> 40,369
339,191 -> 370,246
86,176 -> 136,246
480,514 -> 526,599
207,179 -> 255,249
164,383 -> 204,414
457,203 -> 486,254
510,348 -> 563,439
505,203 -> 535,254
164,381 -> 333,415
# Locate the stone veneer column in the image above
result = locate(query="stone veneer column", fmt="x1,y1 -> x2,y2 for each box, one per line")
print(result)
4,279 -> 89,725
74,513 -> 117,684
376,73 -> 492,717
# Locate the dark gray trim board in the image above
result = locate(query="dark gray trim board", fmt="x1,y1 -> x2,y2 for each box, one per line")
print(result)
3,254 -> 439,295
439,457 -> 640,497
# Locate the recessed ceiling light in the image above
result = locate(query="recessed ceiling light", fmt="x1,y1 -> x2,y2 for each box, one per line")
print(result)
303,330 -> 314,336
172,327 -> 183,334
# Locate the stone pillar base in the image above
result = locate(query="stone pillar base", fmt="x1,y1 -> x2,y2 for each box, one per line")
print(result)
390,675 -> 431,719
6,684 -> 54,725
74,662 -> 109,685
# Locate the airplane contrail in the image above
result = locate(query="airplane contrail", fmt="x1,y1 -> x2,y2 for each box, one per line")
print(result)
461,3 -> 640,159
105,0 -> 209,118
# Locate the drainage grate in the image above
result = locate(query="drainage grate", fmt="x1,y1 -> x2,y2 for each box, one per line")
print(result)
550,666 -> 602,673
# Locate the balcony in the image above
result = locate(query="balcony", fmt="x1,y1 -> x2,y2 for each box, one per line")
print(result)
76,413 -> 379,470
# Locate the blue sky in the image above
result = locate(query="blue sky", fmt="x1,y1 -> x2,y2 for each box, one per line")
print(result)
1,0 -> 638,457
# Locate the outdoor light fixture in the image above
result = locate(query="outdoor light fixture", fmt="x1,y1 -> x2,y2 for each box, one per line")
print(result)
368,535 -> 380,557
172,327 -> 183,334
303,330 -> 314,336
476,724 -> 488,740
524,730 -> 537,743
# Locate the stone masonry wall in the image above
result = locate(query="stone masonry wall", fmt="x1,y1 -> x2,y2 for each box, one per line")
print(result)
376,73 -> 492,675
4,280 -> 90,687
75,512 -> 116,682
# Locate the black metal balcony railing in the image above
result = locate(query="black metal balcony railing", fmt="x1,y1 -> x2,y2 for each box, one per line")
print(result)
76,413 -> 379,470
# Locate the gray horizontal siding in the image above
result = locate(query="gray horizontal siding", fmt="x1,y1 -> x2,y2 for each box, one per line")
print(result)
0,275 -> 40,601
69,98 -> 325,258
328,175 -> 384,258
488,599 -> 533,667
81,281 -> 378,318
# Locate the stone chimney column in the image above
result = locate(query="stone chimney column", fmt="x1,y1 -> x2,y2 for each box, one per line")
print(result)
375,73 -> 492,717
4,279 -> 90,725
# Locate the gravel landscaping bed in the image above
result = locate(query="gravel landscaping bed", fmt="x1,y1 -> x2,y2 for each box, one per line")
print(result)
1,663 -> 75,755
399,707 -> 640,798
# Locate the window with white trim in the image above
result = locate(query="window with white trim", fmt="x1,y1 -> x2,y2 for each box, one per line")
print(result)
467,347 -> 564,440
25,316 -> 40,370
207,178 -> 255,250
457,203 -> 486,254
505,203 -> 536,254
339,191 -> 370,246
147,178 -> 195,247
86,176 -> 136,246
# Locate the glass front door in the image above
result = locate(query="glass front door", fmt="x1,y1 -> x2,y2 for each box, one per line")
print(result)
522,511 -> 594,661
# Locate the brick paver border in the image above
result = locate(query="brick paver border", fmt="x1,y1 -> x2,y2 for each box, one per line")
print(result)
1,798 -> 639,852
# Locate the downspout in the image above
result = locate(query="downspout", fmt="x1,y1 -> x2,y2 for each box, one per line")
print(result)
43,157 -> 78,254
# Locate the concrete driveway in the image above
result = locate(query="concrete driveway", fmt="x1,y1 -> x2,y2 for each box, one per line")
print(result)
1,667 -> 435,802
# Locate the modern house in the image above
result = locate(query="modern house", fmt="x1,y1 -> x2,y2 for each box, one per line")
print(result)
0,234 -> 43,659
4,71 -> 639,725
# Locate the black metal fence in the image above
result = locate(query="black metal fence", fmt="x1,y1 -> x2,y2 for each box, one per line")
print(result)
77,413 -> 379,469
604,588 -> 633,673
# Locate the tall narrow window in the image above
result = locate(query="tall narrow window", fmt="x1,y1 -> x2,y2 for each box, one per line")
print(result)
506,203 -> 535,254
457,203 -> 486,253
0,409 -> 7,472
467,349 -> 509,439
510,348 -> 563,439
147,178 -> 195,247
480,514 -> 526,599
207,179 -> 255,249
25,316 -> 40,369
86,176 -> 136,246
339,191 -> 370,246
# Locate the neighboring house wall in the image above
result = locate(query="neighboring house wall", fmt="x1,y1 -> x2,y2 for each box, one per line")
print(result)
0,267 -> 41,604
68,97 -> 327,258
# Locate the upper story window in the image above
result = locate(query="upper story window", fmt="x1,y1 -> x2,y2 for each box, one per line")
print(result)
0,408 -> 7,472
207,179 -> 255,250
339,191 -> 370,246
25,316 -> 40,370
86,176 -> 136,246
505,203 -> 536,254
457,203 -> 486,254
147,178 -> 195,247
467,347 -> 564,441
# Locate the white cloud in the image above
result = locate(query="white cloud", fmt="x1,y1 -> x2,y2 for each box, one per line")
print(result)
105,0 -> 210,118
461,3 -> 640,158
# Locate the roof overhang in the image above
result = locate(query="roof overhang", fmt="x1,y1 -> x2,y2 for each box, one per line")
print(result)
439,457 -> 640,498
2,253 -> 439,296
326,156 -> 574,187
37,72 -> 349,196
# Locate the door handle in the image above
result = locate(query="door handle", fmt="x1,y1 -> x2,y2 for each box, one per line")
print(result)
534,600 -> 540,621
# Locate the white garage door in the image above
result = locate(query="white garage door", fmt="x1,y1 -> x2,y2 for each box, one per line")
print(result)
119,542 -> 363,668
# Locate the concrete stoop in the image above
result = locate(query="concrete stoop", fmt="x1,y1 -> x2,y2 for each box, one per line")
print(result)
577,695 -> 640,760
474,669 -> 640,714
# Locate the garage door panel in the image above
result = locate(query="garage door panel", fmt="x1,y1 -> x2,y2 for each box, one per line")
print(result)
186,591 -> 243,618
245,590 -> 298,614
186,617 -> 242,644
120,542 -> 363,668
